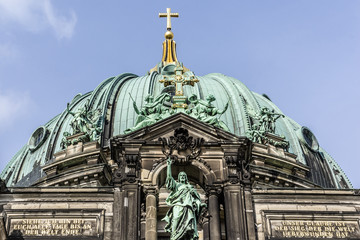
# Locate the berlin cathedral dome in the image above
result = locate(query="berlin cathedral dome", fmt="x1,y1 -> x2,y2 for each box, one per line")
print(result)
0,8 -> 357,240
1,31 -> 351,191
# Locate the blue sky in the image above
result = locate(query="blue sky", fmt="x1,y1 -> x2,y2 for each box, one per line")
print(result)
0,0 -> 359,187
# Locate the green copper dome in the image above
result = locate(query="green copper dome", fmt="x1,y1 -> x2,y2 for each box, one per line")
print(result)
0,68 -> 352,189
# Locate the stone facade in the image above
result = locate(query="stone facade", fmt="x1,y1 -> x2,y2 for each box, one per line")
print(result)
1,114 -> 359,240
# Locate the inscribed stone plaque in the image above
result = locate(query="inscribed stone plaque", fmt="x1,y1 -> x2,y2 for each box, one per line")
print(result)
6,209 -> 104,239
271,220 -> 360,239
262,211 -> 360,240
10,218 -> 97,237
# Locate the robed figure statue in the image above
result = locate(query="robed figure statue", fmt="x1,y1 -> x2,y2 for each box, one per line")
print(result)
162,157 -> 206,240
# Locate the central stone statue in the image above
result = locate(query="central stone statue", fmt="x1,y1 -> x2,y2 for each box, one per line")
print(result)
162,157 -> 206,240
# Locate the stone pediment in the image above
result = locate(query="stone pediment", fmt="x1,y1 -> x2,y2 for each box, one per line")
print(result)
114,113 -> 241,143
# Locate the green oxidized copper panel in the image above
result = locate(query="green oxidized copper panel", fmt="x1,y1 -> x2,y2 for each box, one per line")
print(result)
3,113 -> 60,187
113,75 -> 156,136
0,145 -> 27,186
204,74 -> 244,135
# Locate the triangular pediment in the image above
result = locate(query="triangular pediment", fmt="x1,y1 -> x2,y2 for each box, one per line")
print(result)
114,113 -> 241,142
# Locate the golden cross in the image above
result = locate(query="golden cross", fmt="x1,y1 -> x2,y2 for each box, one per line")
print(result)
159,8 -> 179,30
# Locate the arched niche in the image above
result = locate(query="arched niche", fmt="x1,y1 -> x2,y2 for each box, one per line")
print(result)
150,159 -> 216,189
150,160 -> 214,240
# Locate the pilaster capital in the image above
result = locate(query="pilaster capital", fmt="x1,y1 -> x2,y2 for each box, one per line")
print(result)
206,185 -> 222,197
143,185 -> 159,197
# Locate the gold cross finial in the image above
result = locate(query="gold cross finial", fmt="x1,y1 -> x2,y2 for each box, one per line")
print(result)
159,8 -> 179,30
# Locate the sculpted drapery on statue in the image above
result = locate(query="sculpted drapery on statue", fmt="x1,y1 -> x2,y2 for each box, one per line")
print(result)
163,157 -> 206,240
125,91 -> 230,134
187,94 -> 229,131
124,93 -> 172,134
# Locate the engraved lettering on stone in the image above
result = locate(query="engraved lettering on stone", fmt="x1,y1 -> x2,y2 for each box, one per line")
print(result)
271,220 -> 360,239
10,218 -> 96,237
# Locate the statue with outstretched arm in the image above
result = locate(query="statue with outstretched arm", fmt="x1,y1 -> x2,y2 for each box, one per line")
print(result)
162,157 -> 206,240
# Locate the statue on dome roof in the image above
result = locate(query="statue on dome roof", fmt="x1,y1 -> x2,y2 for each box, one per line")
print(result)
60,100 -> 103,149
258,107 -> 284,133
124,93 -> 173,134
246,106 -> 289,149
187,94 -> 230,131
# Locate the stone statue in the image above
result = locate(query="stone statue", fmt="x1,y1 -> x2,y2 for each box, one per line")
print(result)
163,157 -> 206,240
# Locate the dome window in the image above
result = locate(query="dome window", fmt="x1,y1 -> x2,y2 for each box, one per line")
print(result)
28,126 -> 48,152
299,126 -> 319,151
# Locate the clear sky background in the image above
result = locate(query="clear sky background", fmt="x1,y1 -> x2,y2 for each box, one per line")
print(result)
0,0 -> 359,187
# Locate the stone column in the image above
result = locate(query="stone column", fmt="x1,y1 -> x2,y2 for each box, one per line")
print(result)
145,187 -> 158,240
202,216 -> 210,240
208,187 -> 222,240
